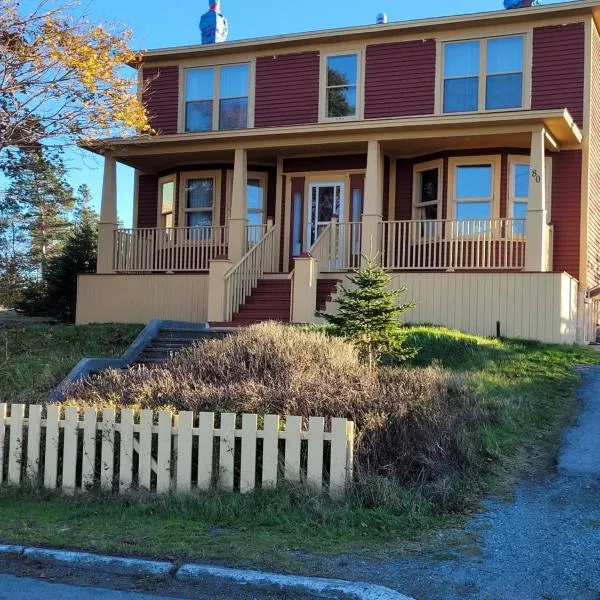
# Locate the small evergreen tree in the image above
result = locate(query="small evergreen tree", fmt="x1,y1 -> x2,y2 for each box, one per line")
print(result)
318,258 -> 415,367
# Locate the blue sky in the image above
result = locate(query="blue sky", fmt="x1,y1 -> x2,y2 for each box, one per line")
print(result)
4,0 -> 573,225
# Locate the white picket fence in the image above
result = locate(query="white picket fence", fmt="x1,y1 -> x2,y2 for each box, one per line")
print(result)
0,404 -> 355,500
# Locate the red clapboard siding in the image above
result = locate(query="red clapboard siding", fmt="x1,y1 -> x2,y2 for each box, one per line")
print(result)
255,52 -> 319,127
283,155 -> 367,173
552,150 -> 582,279
587,26 -> 600,287
137,174 -> 159,228
532,23 -> 585,127
365,39 -> 436,119
395,159 -> 413,221
142,66 -> 179,135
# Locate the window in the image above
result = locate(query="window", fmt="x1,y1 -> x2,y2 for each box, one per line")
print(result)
183,176 -> 215,240
442,35 -> 525,113
185,64 -> 250,132
158,177 -> 175,228
413,161 -> 442,221
247,176 -> 266,245
508,156 -> 552,234
321,52 -> 360,120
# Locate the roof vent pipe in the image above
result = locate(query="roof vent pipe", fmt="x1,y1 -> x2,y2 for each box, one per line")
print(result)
376,12 -> 388,24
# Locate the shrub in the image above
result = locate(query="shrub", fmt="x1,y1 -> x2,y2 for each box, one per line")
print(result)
65,323 -> 496,499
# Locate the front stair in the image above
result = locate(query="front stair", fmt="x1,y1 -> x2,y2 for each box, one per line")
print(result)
211,277 -> 341,327
134,325 -> 230,366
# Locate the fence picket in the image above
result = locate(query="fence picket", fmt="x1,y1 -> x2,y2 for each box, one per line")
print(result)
82,408 -> 97,489
240,414 -> 257,493
219,413 -> 236,491
284,416 -> 302,483
262,415 -> 279,489
307,417 -> 325,491
0,403 -> 6,482
8,404 -> 24,485
176,411 -> 193,492
44,406 -> 60,489
119,409 -> 134,492
101,408 -> 115,492
156,410 -> 172,493
329,418 -> 349,501
62,407 -> 79,494
197,412 -> 214,490
26,405 -> 42,482
138,410 -> 153,491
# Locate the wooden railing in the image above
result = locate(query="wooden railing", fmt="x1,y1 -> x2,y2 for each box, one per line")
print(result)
381,219 -> 526,271
114,226 -> 228,272
224,224 -> 277,322
308,220 -> 362,273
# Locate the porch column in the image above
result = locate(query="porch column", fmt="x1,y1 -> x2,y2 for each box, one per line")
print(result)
97,155 -> 117,274
525,128 -> 550,272
361,140 -> 383,266
207,256 -> 232,322
291,253 -> 318,324
228,148 -> 248,263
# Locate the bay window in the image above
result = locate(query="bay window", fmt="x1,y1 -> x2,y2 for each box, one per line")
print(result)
158,176 -> 175,228
443,35 -> 526,113
185,63 -> 250,132
181,172 -> 221,239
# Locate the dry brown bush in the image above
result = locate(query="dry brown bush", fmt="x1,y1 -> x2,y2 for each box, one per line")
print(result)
65,322 -> 495,483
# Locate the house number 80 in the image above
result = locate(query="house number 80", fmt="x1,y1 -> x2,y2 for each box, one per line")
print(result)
531,169 -> 541,184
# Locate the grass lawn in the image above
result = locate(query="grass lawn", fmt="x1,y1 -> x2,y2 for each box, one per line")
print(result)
0,325 -> 598,569
0,323 -> 142,403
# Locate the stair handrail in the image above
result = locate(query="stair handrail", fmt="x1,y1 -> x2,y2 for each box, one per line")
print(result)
223,220 -> 277,322
308,219 -> 334,276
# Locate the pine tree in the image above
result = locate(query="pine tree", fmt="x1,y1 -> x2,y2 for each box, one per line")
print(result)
3,147 -> 74,278
43,188 -> 98,322
318,258 -> 415,367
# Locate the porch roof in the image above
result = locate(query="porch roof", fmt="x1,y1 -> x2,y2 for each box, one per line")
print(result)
85,109 -> 582,172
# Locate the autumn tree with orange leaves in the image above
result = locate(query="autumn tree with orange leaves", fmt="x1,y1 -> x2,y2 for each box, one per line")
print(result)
0,0 -> 151,153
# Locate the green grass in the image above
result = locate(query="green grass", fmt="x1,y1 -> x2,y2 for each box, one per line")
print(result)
0,325 -> 598,568
0,323 -> 142,403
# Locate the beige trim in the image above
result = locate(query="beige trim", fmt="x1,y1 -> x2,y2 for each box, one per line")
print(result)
224,170 -> 268,220
136,2 -> 600,64
388,159 -> 396,221
283,175 -> 292,270
179,61 -> 255,135
274,157 -> 284,269
133,170 -> 140,228
447,155 -> 502,220
157,174 -> 176,228
436,31 -> 532,116
412,159 -> 444,220
178,170 -> 222,227
318,49 -> 365,123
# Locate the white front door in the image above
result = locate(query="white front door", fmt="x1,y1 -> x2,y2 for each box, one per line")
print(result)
306,182 -> 345,248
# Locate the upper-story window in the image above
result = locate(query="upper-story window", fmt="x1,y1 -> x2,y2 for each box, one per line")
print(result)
443,35 -> 525,114
321,52 -> 361,121
185,64 -> 250,132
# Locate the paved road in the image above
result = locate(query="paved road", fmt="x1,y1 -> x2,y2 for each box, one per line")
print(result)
0,574 -> 183,600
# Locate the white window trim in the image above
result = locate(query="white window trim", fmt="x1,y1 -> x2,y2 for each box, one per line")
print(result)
319,49 -> 364,123
412,159 -> 444,221
507,155 -> 553,224
179,170 -> 222,228
448,155 -> 502,221
180,61 -> 255,133
157,174 -> 176,229
436,32 -> 532,116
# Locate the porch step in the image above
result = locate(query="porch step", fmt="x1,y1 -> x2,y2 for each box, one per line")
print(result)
316,279 -> 341,311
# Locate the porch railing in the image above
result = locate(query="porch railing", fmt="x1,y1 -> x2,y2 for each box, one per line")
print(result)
381,218 -> 526,271
308,220 -> 362,272
114,226 -> 228,272
224,224 -> 277,322
246,224 -> 269,250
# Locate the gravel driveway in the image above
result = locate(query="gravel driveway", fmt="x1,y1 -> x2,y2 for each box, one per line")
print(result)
296,366 -> 600,600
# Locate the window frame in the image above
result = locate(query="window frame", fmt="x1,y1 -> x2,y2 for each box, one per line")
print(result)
180,60 -> 255,133
319,49 -> 364,123
178,170 -> 222,229
507,155 -> 553,227
448,155 -> 502,222
436,32 -> 532,116
157,174 -> 176,229
412,159 -> 444,222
